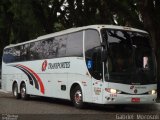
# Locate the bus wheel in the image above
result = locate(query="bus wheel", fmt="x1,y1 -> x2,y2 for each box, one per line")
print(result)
72,86 -> 84,108
12,83 -> 21,99
20,83 -> 29,100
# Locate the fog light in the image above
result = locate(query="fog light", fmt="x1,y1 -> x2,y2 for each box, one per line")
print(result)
148,90 -> 157,95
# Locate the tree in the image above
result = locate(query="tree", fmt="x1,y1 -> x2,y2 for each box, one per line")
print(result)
31,0 -> 65,34
0,0 -> 13,61
136,0 -> 160,97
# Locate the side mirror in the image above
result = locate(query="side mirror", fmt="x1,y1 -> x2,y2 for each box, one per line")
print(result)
101,50 -> 107,62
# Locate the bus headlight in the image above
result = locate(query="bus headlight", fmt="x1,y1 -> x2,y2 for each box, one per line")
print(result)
105,88 -> 122,94
148,90 -> 157,95
110,89 -> 117,94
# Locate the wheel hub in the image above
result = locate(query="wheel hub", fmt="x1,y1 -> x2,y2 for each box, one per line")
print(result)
13,88 -> 17,96
74,90 -> 82,104
21,87 -> 26,98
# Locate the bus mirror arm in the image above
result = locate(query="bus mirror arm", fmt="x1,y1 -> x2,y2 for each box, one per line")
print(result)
101,42 -> 106,48
101,50 -> 107,62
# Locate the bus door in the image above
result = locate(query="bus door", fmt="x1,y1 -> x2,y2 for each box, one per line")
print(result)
87,47 -> 103,103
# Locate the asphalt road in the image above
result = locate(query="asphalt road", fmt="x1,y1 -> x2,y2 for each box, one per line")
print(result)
0,90 -> 160,120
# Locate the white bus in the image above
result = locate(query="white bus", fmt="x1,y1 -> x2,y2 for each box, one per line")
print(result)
1,25 -> 157,108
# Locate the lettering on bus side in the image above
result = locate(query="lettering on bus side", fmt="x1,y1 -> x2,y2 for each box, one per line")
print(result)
48,62 -> 70,69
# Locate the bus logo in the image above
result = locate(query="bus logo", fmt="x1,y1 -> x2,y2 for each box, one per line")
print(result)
87,60 -> 93,69
42,60 -> 48,72
134,89 -> 138,94
130,85 -> 134,90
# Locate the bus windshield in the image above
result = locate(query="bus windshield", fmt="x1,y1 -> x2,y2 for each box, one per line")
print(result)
101,29 -> 157,84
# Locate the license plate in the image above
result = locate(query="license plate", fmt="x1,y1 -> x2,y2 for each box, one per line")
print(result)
131,98 -> 140,102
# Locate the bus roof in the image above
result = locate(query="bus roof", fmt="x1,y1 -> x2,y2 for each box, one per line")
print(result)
5,25 -> 148,48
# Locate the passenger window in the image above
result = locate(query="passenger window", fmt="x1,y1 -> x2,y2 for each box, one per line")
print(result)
85,29 -> 101,58
20,44 -> 30,61
57,35 -> 67,57
85,29 -> 102,80
30,42 -> 40,60
3,48 -> 16,63
92,47 -> 103,80
45,38 -> 59,59
66,31 -> 83,57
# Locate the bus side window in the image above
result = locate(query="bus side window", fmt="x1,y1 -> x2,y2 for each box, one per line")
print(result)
30,42 -> 38,60
56,35 -> 67,57
85,29 -> 102,80
13,46 -> 21,62
20,44 -> 30,61
66,31 -> 83,57
3,48 -> 15,63
92,47 -> 102,80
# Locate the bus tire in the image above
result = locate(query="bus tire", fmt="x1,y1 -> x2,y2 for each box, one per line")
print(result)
20,83 -> 30,100
72,86 -> 84,109
12,83 -> 21,99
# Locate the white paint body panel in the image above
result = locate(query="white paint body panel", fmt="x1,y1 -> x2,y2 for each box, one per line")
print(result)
1,25 -> 157,105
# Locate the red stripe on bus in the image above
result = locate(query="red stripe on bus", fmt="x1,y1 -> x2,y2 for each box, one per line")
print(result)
18,64 -> 45,94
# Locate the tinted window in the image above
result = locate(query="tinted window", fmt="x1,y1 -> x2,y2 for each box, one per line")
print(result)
85,29 -> 101,58
20,44 -> 30,61
66,31 -> 83,57
30,41 -> 41,60
85,29 -> 102,80
3,31 -> 83,63
107,30 -> 132,73
90,47 -> 102,80
45,38 -> 59,59
56,35 -> 67,57
3,48 -> 15,63
101,29 -> 156,84
29,38 -> 59,60
3,46 -> 21,63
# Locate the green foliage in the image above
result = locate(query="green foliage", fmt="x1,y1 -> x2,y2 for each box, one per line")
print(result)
0,0 -> 154,46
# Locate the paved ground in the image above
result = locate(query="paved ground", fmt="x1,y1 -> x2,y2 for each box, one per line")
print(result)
0,90 -> 160,120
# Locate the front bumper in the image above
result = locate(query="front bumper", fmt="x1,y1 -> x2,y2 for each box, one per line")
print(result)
103,94 -> 157,104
